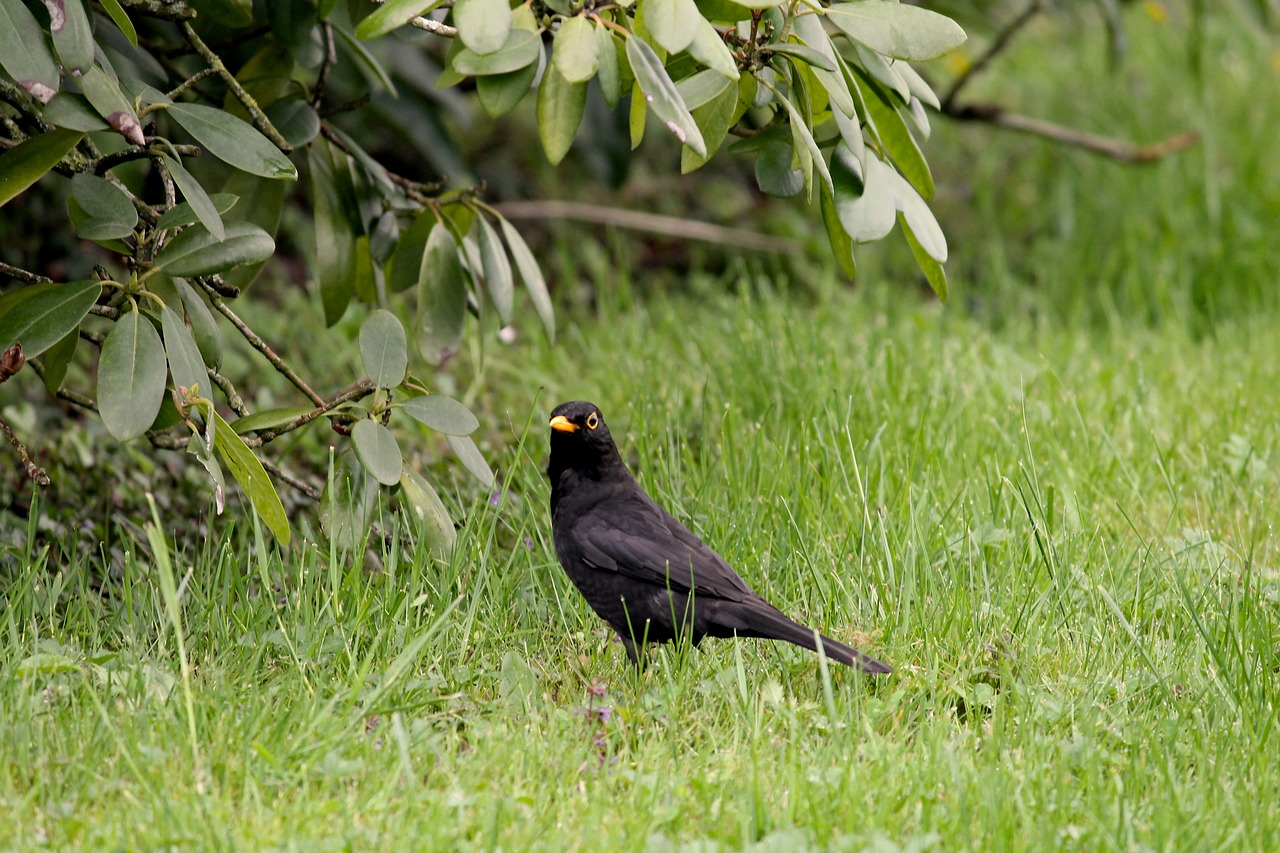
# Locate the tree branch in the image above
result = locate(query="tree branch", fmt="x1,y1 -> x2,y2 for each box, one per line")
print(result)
369,0 -> 457,36
181,22 -> 292,151
0,262 -> 51,285
941,0 -> 1047,112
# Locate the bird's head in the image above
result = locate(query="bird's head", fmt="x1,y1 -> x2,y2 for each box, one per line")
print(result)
547,400 -> 622,478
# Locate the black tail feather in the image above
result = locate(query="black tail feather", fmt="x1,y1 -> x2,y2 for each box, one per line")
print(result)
725,601 -> 892,674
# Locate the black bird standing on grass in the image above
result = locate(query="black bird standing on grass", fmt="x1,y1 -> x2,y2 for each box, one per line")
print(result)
547,401 -> 891,674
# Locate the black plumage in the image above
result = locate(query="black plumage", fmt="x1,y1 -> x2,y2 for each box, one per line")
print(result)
547,400 -> 891,674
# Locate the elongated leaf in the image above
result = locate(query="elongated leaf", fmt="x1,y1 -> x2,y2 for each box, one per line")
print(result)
152,222 -> 275,277
476,61 -> 538,117
849,42 -> 909,103
41,327 -> 78,393
774,89 -> 832,200
537,65 -> 587,166
853,70 -> 933,200
231,405 -> 315,434
455,0 -> 510,55
553,15 -> 599,83
676,69 -> 735,111
681,75 -> 739,173
497,217 -> 554,342
399,395 -> 478,435
161,154 -> 225,241
399,468 -> 455,560
452,29 -> 541,76
70,172 -> 137,239
220,169 -> 285,290
476,217 -> 513,323
882,165 -> 947,263
98,309 -> 167,442
687,15 -> 738,79
0,129 -> 81,207
418,225 -> 467,365
360,309 -> 408,388
161,305 -> 211,399
155,194 -> 239,230
210,410 -> 290,544
768,41 -> 835,72
596,25 -> 622,107
173,277 -> 222,369
645,0 -> 699,53
309,141 -> 355,323
625,36 -> 706,156
825,2 -> 965,62
0,0 -> 59,103
352,419 -> 403,486
901,213 -> 947,301
0,279 -> 100,356
97,0 -> 136,45
78,64 -> 143,145
792,13 -> 854,118
896,61 -> 940,110
832,148 -> 895,243
354,0 -> 444,40
45,0 -> 94,75
388,211 -> 433,294
334,21 -> 398,95
167,103 -> 297,180
446,433 -> 494,489
821,182 -> 857,279
42,92 -> 106,130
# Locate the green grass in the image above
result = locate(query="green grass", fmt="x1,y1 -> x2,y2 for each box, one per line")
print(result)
3,287 -> 1279,850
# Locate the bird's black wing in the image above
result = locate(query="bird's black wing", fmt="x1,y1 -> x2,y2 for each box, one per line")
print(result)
574,495 -> 756,602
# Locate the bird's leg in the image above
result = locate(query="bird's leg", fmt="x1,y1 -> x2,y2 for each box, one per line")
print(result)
619,635 -> 647,671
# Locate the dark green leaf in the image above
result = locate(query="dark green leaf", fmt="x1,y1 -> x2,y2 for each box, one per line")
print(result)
161,305 -> 211,398
853,70 -> 932,199
173,277 -> 223,369
446,433 -> 494,489
498,217 -> 554,342
211,410 -> 291,544
98,308 -> 167,442
220,169 -> 286,290
0,0 -> 59,103
675,69 -> 735,111
40,326 -> 78,394
645,0 -> 699,53
152,222 -> 275,277
352,419 -> 403,486
681,75 -> 739,173
399,468 -> 455,560
97,0 -> 136,45
0,128 -> 82,207
309,141 -> 356,323
553,15 -> 599,84
825,2 -> 966,62
399,395 -> 479,435
388,211 -> 434,294
537,65 -> 588,166
354,0 -> 444,40
70,173 -> 138,239
455,0 -> 510,55
156,194 -> 239,230
754,136 -> 803,198
360,308 -> 408,388
231,405 -> 314,434
334,21 -> 398,95
820,182 -> 857,279
265,98 -> 321,147
41,92 -> 107,130
167,103 -> 298,180
476,61 -> 538,117
476,217 -> 513,323
418,225 -> 468,365
901,213 -> 947,301
792,13 -> 855,118
0,279 -> 100,357
161,154 -> 225,241
451,28 -> 541,76
46,0 -> 94,75
78,64 -> 144,145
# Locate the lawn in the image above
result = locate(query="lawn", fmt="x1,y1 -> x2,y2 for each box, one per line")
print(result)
3,4 -> 1280,851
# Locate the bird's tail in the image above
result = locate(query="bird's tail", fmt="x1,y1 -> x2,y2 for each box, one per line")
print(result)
734,603 -> 893,674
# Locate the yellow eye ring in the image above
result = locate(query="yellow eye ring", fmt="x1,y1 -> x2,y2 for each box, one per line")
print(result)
586,412 -> 599,430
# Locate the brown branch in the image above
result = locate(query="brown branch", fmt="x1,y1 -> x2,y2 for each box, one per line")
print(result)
941,0 -> 1047,112
312,23 -> 338,109
255,379 -> 375,442
947,104 -> 1201,163
494,200 -> 804,255
208,370 -> 250,417
194,279 -> 326,406
260,457 -> 322,501
0,262 -> 51,285
181,22 -> 292,151
91,144 -> 201,175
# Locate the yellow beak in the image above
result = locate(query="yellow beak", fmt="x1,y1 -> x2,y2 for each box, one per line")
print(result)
549,415 -> 579,433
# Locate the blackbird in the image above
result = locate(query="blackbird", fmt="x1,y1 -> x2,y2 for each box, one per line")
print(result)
547,400 -> 891,674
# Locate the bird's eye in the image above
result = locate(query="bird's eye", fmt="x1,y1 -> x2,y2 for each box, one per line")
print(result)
586,412 -> 599,430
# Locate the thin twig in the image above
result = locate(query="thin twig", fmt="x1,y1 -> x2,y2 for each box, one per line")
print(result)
165,67 -> 222,103
941,0 -> 1047,111
0,416 -> 49,485
948,105 -> 1201,163
181,22 -> 292,151
312,23 -> 338,109
91,144 -> 201,175
369,0 -> 457,36
494,200 -> 804,255
260,457 -> 322,501
255,379 -> 375,442
194,280 -> 326,406
208,370 -> 250,417
0,262 -> 51,284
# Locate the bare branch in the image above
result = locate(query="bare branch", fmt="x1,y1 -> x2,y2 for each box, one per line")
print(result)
369,0 -> 457,37
116,0 -> 195,21
260,457 -> 322,501
494,200 -> 804,255
941,0 -> 1047,112
181,22 -> 292,151
0,262 -> 51,285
